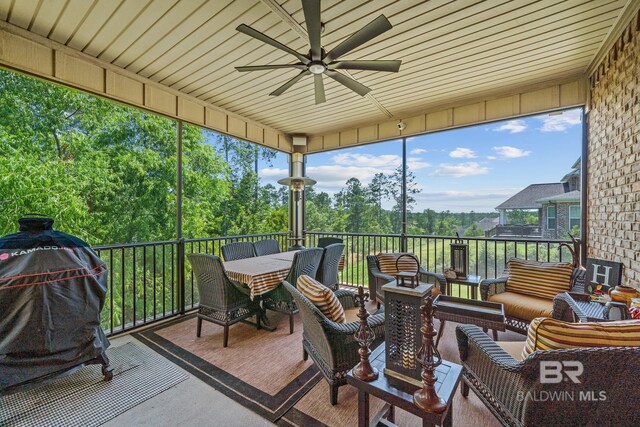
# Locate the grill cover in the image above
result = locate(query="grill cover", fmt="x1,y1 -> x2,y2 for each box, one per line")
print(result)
0,218 -> 110,391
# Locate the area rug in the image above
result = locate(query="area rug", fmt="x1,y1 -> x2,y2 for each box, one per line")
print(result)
133,313 -> 323,422
133,305 -> 526,426
0,342 -> 188,427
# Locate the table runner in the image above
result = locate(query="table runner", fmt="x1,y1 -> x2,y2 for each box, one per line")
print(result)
223,251 -> 297,299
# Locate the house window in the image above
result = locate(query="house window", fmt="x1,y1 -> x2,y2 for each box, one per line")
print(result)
547,206 -> 556,229
569,205 -> 581,229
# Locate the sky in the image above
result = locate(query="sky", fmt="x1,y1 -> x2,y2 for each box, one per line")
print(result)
259,108 -> 582,213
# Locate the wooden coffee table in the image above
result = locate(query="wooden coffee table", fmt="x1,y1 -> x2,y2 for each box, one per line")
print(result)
347,343 -> 462,427
433,295 -> 505,347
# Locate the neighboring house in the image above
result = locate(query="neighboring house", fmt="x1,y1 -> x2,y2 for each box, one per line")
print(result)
492,159 -> 581,239
476,217 -> 499,232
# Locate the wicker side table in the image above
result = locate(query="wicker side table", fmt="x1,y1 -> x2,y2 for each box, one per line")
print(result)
553,292 -> 630,322
433,295 -> 505,347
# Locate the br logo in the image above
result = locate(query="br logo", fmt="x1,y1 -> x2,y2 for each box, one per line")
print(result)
540,361 -> 583,384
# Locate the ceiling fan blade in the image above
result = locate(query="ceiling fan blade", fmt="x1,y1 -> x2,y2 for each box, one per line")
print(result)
328,60 -> 401,72
314,74 -> 326,104
236,24 -> 309,64
302,0 -> 322,61
324,15 -> 392,63
236,64 -> 306,72
269,70 -> 310,96
325,70 -> 371,97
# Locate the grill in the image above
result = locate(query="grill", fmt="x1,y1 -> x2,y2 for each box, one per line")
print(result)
0,217 -> 112,395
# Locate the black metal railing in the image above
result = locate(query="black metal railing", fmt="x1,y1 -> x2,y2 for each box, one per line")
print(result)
95,231 -> 572,336
94,232 -> 288,336
306,231 -> 574,289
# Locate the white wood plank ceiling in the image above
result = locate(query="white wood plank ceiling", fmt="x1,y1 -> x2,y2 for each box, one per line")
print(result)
0,0 -> 630,135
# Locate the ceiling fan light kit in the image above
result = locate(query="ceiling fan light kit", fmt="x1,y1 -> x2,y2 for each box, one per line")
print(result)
235,0 -> 401,104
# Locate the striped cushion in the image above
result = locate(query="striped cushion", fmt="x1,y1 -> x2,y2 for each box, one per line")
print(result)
522,317 -> 640,359
377,253 -> 419,276
505,258 -> 573,300
297,275 -> 345,323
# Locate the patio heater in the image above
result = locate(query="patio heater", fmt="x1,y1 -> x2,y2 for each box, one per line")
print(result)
278,152 -> 315,250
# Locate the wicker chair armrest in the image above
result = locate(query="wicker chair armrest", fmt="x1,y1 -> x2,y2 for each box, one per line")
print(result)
479,277 -> 507,300
372,270 -> 395,282
456,324 -> 522,370
323,312 -> 385,335
334,289 -> 358,309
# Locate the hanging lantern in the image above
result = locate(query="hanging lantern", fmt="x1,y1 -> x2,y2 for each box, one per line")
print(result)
450,233 -> 468,279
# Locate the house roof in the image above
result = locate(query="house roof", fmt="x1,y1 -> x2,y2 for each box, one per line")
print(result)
537,190 -> 581,203
495,183 -> 566,210
476,217 -> 500,231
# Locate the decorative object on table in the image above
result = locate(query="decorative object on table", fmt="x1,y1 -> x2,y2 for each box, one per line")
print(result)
413,295 -> 447,413
450,233 -> 468,279
382,279 -> 434,386
585,258 -> 623,294
609,285 -> 640,307
395,253 -> 421,288
443,268 -> 457,280
352,286 -> 379,382
630,306 -> 640,319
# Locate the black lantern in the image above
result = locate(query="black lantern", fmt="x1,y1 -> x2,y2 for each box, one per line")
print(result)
450,233 -> 468,279
382,280 -> 435,387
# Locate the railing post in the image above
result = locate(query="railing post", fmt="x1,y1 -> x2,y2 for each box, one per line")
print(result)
177,238 -> 186,314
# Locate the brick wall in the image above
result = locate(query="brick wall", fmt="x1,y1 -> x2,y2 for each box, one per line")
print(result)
588,13 -> 640,289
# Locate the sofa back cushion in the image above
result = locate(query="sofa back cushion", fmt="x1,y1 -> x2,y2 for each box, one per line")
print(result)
377,253 -> 419,276
522,317 -> 640,359
505,258 -> 573,300
297,275 -> 345,323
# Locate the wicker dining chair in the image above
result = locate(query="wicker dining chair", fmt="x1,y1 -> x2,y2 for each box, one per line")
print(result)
316,243 -> 344,290
284,281 -> 385,405
253,239 -> 281,256
262,248 -> 324,334
317,237 -> 343,248
221,241 -> 255,261
187,254 -> 260,347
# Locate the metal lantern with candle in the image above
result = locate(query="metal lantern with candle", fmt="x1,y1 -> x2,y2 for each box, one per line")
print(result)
382,256 -> 435,387
450,233 -> 468,279
277,153 -> 316,250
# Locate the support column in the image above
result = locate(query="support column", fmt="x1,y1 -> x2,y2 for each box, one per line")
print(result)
401,137 -> 408,252
289,153 -> 306,249
580,107 -> 588,265
176,121 -> 185,314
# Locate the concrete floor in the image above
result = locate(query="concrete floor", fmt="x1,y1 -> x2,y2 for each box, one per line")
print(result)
103,335 -> 273,427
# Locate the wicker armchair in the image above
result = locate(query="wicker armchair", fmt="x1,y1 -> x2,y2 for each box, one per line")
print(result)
456,324 -> 640,427
262,248 -> 323,334
366,254 -> 445,308
480,265 -> 586,334
317,237 -> 343,248
253,239 -> 280,256
220,241 -> 255,261
316,243 -> 344,290
187,254 -> 260,347
283,281 -> 385,405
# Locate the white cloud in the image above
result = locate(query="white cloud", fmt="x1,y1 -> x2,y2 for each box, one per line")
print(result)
407,158 -> 430,170
332,153 -> 401,168
410,148 -> 427,155
537,110 -> 582,132
493,119 -> 527,133
449,147 -> 476,158
492,146 -> 531,158
429,162 -> 490,178
486,155 -> 497,160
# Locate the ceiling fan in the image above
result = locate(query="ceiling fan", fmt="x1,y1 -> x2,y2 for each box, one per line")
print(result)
234,0 -> 401,104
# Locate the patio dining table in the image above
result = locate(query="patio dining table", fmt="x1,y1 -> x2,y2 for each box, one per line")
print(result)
223,250 -> 297,300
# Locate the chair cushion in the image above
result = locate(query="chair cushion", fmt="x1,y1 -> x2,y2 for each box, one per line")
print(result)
377,253 -> 419,276
488,291 -> 553,322
505,258 -> 573,300
522,317 -> 640,359
497,341 -> 526,360
297,275 -> 345,323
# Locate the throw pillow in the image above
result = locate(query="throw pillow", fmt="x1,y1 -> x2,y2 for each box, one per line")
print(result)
297,274 -> 346,323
